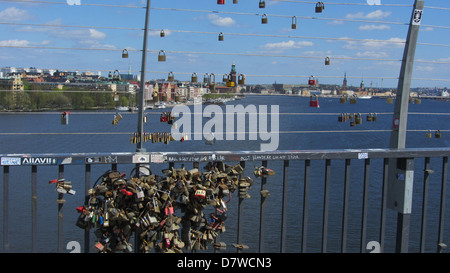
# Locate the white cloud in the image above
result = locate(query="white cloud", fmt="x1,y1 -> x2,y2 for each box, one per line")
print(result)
346,9 -> 391,20
261,40 -> 313,52
359,24 -> 391,31
343,37 -> 405,50
356,51 -> 389,58
0,7 -> 30,22
207,14 -> 236,27
0,39 -> 30,47
89,29 -> 106,40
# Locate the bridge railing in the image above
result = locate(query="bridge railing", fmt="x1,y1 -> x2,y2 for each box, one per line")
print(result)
1,147 -> 449,253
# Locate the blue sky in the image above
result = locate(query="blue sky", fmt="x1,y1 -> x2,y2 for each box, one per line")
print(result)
0,0 -> 449,88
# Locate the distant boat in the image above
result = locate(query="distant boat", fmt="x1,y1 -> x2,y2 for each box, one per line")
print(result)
359,95 -> 372,99
116,106 -> 129,111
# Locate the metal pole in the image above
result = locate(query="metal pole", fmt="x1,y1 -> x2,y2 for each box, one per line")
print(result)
387,0 -> 424,253
136,0 -> 151,153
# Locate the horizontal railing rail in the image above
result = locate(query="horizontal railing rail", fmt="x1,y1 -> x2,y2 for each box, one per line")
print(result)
1,147 -> 449,253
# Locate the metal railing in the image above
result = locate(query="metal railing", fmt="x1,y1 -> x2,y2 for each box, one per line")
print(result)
1,147 -> 449,253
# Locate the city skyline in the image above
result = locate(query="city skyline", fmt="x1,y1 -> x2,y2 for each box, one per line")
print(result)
0,0 -> 449,88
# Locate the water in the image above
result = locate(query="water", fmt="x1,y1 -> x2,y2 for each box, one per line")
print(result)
0,95 -> 449,253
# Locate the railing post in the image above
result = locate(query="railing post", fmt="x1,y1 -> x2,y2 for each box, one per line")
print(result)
84,164 -> 91,253
301,160 -> 310,253
236,160 -> 245,253
3,166 -> 9,252
57,164 -> 65,253
259,160 -> 268,253
31,165 -> 37,253
280,160 -> 289,253
437,157 -> 448,253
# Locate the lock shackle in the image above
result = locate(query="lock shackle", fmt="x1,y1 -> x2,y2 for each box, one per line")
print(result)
122,49 -> 129,58
291,16 -> 297,29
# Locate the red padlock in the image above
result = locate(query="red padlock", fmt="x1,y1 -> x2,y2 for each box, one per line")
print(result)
120,188 -> 133,196
194,189 -> 206,199
217,0 -> 225,4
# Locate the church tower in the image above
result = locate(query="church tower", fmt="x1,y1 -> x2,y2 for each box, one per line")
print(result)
230,61 -> 237,86
343,72 -> 347,89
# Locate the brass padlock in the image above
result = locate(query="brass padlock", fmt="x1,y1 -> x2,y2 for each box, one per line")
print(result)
291,16 -> 297,29
222,74 -> 229,83
355,113 -> 362,125
122,49 -> 129,58
426,130 -> 432,138
259,0 -> 265,8
233,0 -> 238,3
325,57 -> 330,65
191,72 -> 198,83
168,72 -> 174,82
340,95 -> 346,103
386,96 -> 393,104
315,2 -> 324,13
435,130 -> 442,138
238,74 -> 246,84
218,32 -> 224,41
415,98 -> 422,104
158,50 -> 166,62
261,14 -> 268,24
366,113 -> 373,122
160,29 -> 165,37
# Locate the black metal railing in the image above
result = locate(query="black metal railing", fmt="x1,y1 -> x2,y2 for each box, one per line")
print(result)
1,147 -> 449,253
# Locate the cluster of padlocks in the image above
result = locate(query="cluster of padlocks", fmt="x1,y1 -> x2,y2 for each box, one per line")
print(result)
75,162 -> 272,253
130,132 -> 188,144
338,113 -> 378,126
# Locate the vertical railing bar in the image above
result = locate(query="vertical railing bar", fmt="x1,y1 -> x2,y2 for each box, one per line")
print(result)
380,158 -> 389,253
236,160 -> 245,253
57,164 -> 64,253
31,165 -> 37,253
420,157 -> 430,253
258,160 -> 268,253
301,160 -> 310,253
280,160 -> 289,253
3,166 -> 9,252
322,159 -> 331,253
437,156 -> 448,253
341,159 -> 351,253
111,163 -> 117,172
84,164 -> 91,253
360,158 -> 370,253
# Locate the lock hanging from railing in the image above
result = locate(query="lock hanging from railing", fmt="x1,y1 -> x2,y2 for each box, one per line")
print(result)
435,130 -> 442,138
122,49 -> 129,58
259,0 -> 265,8
350,95 -> 357,104
325,56 -> 330,65
209,73 -> 216,92
61,111 -> 70,125
217,0 -> 225,4
158,50 -> 166,62
315,2 -> 324,13
233,0 -> 238,3
167,72 -> 174,82
426,130 -> 432,138
308,75 -> 316,86
160,29 -> 165,37
113,70 -> 121,81
218,32 -> 224,41
261,14 -> 268,24
309,95 -> 319,108
291,16 -> 297,29
386,96 -> 394,104
238,74 -> 246,85
191,72 -> 198,83
226,74 -> 235,87
222,74 -> 229,83
340,95 -> 347,103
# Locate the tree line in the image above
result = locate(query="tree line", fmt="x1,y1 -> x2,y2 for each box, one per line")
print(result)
0,81 -> 135,111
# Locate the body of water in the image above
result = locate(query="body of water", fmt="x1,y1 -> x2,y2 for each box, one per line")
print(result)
1,95 -> 449,253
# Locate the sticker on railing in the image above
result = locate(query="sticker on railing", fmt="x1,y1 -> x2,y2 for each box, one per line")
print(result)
358,152 -> 369,159
0,157 -> 22,166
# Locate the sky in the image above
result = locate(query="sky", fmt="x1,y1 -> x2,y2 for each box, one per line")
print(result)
0,0 -> 449,88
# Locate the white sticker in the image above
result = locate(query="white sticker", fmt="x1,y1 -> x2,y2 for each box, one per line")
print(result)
412,9 -> 423,25
358,152 -> 369,159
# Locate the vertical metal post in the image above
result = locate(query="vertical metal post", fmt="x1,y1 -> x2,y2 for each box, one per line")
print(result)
322,159 -> 331,253
437,157 -> 448,253
136,0 -> 151,153
360,159 -> 370,253
280,160 -> 289,253
420,157 -> 430,253
388,0 -> 424,253
341,159 -> 351,253
57,165 -> 65,253
3,166 -> 9,252
31,165 -> 37,253
236,161 -> 245,253
84,164 -> 91,253
301,160 -> 310,253
258,160 -> 268,253
380,158 -> 389,253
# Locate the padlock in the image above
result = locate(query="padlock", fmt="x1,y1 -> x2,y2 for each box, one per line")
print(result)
309,95 -> 319,108
191,72 -> 198,82
61,111 -> 69,125
259,0 -> 265,8
168,72 -> 174,82
386,96 -> 393,104
291,16 -> 297,29
308,75 -> 315,86
218,32 -> 224,41
226,74 -> 235,87
350,118 -> 356,127
233,0 -> 238,3
435,130 -> 442,138
160,29 -> 165,37
367,113 -> 373,122
122,49 -> 128,58
415,98 -> 422,104
426,130 -> 432,138
340,95 -> 346,103
355,113 -> 362,125
194,189 -> 206,199
158,50 -> 166,62
315,1 -> 324,13
261,14 -> 268,24
238,74 -> 246,85
350,95 -> 357,104
222,74 -> 229,82
325,57 -> 330,65
338,113 -> 343,122
372,113 -> 377,122
217,0 -> 225,4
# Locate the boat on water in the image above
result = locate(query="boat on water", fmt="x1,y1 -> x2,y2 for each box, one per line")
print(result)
116,106 -> 129,111
358,95 -> 372,99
